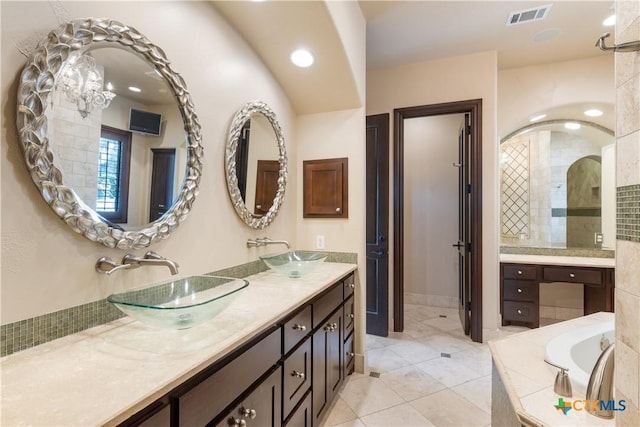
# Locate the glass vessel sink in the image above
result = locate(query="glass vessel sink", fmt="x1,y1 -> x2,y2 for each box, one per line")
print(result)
107,276 -> 249,329
259,251 -> 328,278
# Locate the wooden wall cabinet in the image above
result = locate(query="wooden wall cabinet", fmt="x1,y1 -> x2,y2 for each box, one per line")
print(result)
119,272 -> 356,427
303,158 -> 348,218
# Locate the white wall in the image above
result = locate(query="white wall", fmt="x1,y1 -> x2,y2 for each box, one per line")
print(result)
367,51 -> 500,337
404,115 -> 462,308
1,1 -> 296,324
498,56 -> 614,138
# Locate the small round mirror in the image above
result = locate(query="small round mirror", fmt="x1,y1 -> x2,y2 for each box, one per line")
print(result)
225,101 -> 287,229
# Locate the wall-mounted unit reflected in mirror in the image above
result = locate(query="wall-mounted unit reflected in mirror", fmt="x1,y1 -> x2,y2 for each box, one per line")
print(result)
500,118 -> 615,250
16,18 -> 203,250
225,101 -> 287,229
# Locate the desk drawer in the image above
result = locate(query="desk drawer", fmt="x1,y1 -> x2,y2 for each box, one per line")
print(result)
503,301 -> 536,323
503,280 -> 538,302
503,264 -> 538,280
543,267 -> 602,285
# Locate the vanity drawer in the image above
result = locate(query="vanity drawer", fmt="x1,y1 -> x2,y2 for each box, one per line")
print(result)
543,267 -> 602,285
343,273 -> 355,299
313,284 -> 343,328
178,328 -> 281,426
503,264 -> 538,280
343,295 -> 354,339
344,333 -> 355,377
503,301 -> 536,323
503,280 -> 538,302
284,305 -> 312,355
283,337 -> 312,418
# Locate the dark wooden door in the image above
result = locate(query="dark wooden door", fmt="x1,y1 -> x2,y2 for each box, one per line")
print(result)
149,149 -> 175,222
254,160 -> 280,215
456,115 -> 472,335
365,114 -> 390,337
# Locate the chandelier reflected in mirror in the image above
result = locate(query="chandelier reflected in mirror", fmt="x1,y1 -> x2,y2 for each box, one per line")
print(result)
58,54 -> 116,119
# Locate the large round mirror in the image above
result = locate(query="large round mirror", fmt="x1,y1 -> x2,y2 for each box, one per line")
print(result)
16,18 -> 203,249
500,119 -> 615,250
225,101 -> 287,229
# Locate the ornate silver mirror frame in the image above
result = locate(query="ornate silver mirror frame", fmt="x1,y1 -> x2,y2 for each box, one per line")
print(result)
225,101 -> 287,229
16,18 -> 203,249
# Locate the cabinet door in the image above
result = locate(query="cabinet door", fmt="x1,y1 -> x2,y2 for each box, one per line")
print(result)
216,367 -> 282,427
312,309 -> 342,426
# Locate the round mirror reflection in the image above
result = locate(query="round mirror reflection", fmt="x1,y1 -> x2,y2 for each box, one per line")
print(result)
17,18 -> 203,249
226,101 -> 287,229
500,120 -> 615,250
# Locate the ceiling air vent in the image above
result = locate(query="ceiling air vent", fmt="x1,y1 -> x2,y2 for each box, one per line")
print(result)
506,4 -> 552,26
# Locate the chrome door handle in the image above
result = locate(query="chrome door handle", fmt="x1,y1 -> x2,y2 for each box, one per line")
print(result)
452,242 -> 463,249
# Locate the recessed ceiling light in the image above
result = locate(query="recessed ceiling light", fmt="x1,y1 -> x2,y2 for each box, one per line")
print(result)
584,108 -> 603,117
128,86 -> 142,93
530,114 -> 546,122
564,122 -> 581,130
603,14 -> 615,27
290,49 -> 314,68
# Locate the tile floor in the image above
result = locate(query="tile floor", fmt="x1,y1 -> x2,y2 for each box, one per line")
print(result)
321,304 -> 526,427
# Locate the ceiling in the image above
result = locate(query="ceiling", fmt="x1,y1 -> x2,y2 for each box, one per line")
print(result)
360,0 -> 614,70
212,1 -> 614,115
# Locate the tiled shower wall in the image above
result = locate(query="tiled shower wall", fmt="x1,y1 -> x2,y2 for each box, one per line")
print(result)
615,1 -> 640,425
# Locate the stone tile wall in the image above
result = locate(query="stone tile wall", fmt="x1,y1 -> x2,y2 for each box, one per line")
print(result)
615,1 -> 640,425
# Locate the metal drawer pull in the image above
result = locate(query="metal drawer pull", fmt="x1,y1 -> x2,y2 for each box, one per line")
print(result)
230,418 -> 246,427
240,407 -> 257,419
336,207 -> 341,212
517,288 -> 522,293
292,324 -> 306,331
517,309 -> 523,314
324,322 -> 338,331
517,270 -> 523,275
347,351 -> 354,357
347,283 -> 355,289
569,273 -> 576,278
348,313 -> 355,319
291,370 -> 306,379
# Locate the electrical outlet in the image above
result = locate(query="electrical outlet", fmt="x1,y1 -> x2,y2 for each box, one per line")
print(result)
316,235 -> 325,249
595,233 -> 603,244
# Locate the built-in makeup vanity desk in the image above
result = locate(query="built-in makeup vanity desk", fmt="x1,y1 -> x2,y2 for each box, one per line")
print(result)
499,250 -> 615,328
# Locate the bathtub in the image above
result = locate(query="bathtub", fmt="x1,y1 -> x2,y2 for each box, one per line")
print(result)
545,319 -> 615,395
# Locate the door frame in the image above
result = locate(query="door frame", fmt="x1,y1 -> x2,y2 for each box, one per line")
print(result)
393,99 -> 483,342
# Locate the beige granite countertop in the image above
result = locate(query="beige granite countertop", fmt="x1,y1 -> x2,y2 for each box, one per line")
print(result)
500,253 -> 615,268
489,312 -> 615,427
0,262 -> 357,426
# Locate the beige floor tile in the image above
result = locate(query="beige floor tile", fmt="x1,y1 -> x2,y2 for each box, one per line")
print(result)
331,420 -> 366,427
386,340 -> 441,364
410,389 -> 491,426
321,397 -> 359,427
421,315 -> 464,332
366,347 -> 412,373
360,402 -> 436,426
415,332 -> 475,354
339,376 -> 405,417
379,366 -> 446,401
451,375 -> 492,413
415,353 -> 487,388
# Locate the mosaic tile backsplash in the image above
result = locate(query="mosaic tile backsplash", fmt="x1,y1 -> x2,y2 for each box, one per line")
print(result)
617,184 -> 640,242
1,252 -> 357,357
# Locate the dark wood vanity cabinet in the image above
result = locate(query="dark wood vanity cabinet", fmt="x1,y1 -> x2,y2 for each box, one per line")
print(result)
119,272 -> 355,427
500,262 -> 614,329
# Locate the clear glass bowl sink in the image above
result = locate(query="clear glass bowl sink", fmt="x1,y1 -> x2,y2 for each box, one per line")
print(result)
107,276 -> 248,329
259,251 -> 328,278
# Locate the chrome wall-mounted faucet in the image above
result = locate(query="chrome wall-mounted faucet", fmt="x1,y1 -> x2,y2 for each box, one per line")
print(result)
246,237 -> 290,249
95,251 -> 179,275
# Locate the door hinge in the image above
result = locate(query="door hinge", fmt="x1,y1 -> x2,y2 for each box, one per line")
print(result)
467,242 -> 472,252
467,184 -> 472,194
466,125 -> 472,135
466,301 -> 472,311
